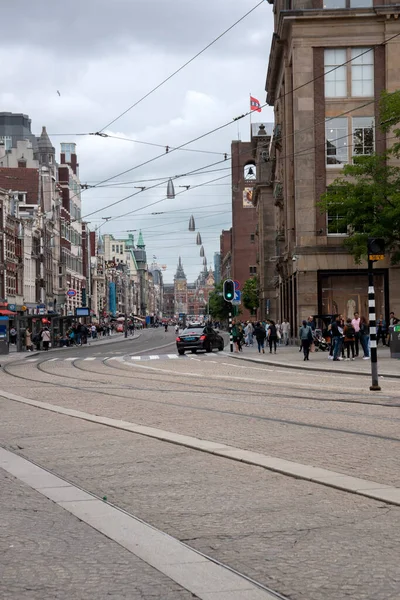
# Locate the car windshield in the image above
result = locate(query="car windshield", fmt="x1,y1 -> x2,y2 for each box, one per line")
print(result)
181,327 -> 205,335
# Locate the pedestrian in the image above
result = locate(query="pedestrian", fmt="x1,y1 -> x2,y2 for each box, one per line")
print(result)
41,327 -> 51,351
231,320 -> 240,353
307,316 -> 316,331
331,317 -> 344,361
359,316 -> 370,359
254,322 -> 266,353
91,324 -> 97,339
237,323 -> 245,351
281,319 -> 290,346
245,321 -> 254,346
299,319 -> 313,361
267,320 -> 278,354
351,311 -> 361,357
343,318 -> 355,360
376,315 -> 387,346
25,327 -> 33,352
389,311 -> 399,326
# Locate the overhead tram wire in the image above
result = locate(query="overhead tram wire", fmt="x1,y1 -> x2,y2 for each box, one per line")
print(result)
78,33 -> 400,223
97,0 -> 266,132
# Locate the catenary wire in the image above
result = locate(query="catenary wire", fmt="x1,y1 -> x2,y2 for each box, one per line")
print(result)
97,0 -> 266,132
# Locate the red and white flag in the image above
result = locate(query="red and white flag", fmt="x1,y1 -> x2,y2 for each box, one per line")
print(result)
250,96 -> 262,113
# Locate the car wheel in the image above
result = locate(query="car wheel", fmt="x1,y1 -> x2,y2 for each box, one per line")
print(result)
218,344 -> 224,351
205,344 -> 212,353
191,349 -> 197,354
178,349 -> 185,356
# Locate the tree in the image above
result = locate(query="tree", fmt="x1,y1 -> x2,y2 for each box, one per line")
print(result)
242,277 -> 259,314
208,282 -> 232,321
319,90 -> 400,264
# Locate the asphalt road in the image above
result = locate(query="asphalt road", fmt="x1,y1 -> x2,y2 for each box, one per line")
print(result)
1,328 -> 399,600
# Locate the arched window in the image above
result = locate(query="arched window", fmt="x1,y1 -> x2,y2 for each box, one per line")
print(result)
244,162 -> 256,181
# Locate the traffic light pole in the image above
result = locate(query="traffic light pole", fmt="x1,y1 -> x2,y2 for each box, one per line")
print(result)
368,259 -> 381,391
229,310 -> 233,353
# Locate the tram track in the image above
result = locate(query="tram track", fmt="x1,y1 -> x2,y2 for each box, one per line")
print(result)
2,357 -> 400,444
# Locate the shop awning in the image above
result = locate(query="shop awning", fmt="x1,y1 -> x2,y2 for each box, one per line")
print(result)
0,310 -> 17,316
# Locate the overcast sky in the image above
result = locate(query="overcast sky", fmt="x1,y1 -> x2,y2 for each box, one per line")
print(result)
0,0 -> 274,282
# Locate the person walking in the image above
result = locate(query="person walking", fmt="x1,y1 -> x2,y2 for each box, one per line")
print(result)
231,320 -> 240,353
245,321 -> 254,346
254,322 -> 266,353
267,320 -> 278,354
359,316 -> 370,359
25,327 -> 33,352
343,318 -> 356,360
299,320 -> 313,361
376,315 -> 387,346
281,319 -> 290,346
351,312 -> 361,357
331,317 -> 344,361
41,327 -> 51,351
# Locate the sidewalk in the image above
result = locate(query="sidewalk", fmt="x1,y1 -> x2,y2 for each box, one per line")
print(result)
2,332 -> 141,364
225,342 -> 400,378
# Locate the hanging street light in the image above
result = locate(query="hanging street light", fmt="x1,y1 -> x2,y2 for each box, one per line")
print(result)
167,178 -> 175,199
203,256 -> 207,266
196,232 -> 202,245
189,215 -> 195,231
200,245 -> 205,257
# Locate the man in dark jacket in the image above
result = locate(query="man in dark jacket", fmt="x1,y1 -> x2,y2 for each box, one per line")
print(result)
331,317 -> 344,361
254,322 -> 266,354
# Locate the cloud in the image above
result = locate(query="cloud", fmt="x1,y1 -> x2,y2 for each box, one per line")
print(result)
0,0 -> 274,282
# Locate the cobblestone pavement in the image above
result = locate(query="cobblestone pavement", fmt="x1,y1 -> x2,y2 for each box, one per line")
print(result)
1,330 -> 399,600
0,469 -> 199,600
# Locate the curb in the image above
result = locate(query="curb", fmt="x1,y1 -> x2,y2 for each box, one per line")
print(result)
225,353 -> 400,379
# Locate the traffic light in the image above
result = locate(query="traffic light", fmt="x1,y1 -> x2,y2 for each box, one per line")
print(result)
367,238 -> 385,261
82,288 -> 87,307
223,279 -> 235,302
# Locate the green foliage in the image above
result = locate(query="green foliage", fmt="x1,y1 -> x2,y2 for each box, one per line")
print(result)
319,90 -> 400,264
242,277 -> 259,313
208,282 -> 232,321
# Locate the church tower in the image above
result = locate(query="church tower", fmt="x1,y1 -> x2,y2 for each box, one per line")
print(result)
174,256 -> 188,316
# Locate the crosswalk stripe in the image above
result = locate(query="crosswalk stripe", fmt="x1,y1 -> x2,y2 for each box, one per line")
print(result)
48,358 -> 59,362
26,359 -> 38,362
131,356 -> 141,360
167,354 -> 178,359
149,355 -> 159,360
83,357 -> 96,361
65,358 -> 77,361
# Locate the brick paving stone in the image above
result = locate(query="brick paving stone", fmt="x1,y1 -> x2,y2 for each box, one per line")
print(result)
1,398 -> 399,600
0,470 -> 199,600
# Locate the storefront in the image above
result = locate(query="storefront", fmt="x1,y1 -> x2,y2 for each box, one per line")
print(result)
318,269 -> 389,321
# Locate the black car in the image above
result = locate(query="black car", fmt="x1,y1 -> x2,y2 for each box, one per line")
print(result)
176,326 -> 224,355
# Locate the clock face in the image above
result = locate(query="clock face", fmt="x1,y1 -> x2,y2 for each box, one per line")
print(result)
244,164 -> 256,180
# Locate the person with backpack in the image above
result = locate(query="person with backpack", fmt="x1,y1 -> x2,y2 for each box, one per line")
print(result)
267,320 -> 278,354
254,322 -> 266,353
343,318 -> 356,360
299,320 -> 313,361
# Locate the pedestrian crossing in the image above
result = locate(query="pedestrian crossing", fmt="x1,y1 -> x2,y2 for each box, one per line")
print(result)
24,352 -> 225,364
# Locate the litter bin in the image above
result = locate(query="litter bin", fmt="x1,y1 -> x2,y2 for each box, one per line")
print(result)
389,325 -> 400,359
0,316 -> 9,355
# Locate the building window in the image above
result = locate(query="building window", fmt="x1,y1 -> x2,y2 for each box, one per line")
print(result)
249,266 -> 257,275
250,233 -> 255,243
324,49 -> 347,97
352,117 -> 374,157
323,0 -> 372,6
112,245 -> 115,252
327,210 -> 347,236
326,117 -> 348,166
61,143 -> 76,162
351,48 -> 374,96
0,136 -> 12,152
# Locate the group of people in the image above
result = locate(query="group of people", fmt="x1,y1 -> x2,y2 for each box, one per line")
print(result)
298,311 -> 399,362
231,319 -> 291,354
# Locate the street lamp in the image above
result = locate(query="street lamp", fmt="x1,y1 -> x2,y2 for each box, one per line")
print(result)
167,179 -> 175,199
188,215 -> 195,231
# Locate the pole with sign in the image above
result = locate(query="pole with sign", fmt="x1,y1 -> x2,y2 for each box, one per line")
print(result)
367,238 -> 385,391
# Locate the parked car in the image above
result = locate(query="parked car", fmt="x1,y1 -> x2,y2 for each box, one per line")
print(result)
176,326 -> 224,355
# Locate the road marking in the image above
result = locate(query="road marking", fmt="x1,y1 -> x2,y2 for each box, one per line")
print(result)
149,355 -> 159,360
0,447 -> 278,600
64,358 -> 78,361
25,359 -> 38,362
132,356 -> 141,360
83,357 -> 96,361
0,389 -> 398,507
167,354 -> 178,359
47,358 -> 59,362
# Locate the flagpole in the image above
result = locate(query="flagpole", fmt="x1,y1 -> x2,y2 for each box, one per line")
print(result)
249,92 -> 252,140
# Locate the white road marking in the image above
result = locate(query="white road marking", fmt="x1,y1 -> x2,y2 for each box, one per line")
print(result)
167,354 -> 178,359
83,357 -> 96,361
25,359 -> 38,362
149,355 -> 159,360
64,358 -> 77,361
131,356 -> 141,360
47,358 -> 59,362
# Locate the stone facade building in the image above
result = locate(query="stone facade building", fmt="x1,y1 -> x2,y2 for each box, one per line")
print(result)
265,0 -> 400,327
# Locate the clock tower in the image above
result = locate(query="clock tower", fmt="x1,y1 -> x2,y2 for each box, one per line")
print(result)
174,257 -> 188,316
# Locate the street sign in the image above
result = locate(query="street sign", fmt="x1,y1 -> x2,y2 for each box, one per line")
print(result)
66,289 -> 77,297
369,254 -> 384,261
233,280 -> 240,291
8,304 -> 16,311
232,290 -> 241,305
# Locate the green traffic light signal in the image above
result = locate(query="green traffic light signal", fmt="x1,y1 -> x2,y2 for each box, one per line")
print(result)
223,279 -> 235,302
